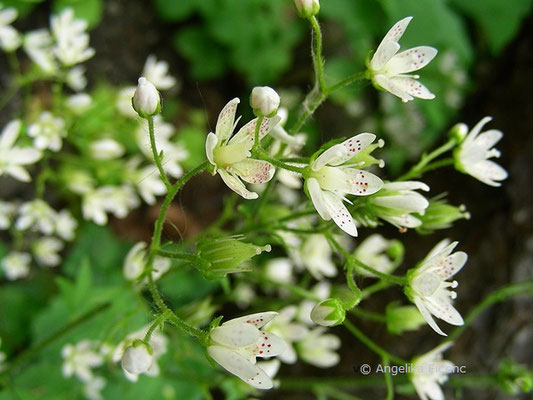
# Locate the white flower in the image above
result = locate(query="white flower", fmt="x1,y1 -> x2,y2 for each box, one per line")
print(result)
411,342 -> 455,400
56,209 -> 77,241
66,93 -> 92,113
0,4 -> 21,51
142,55 -> 177,90
296,281 -> 332,326
66,170 -> 95,195
368,181 -> 430,228
16,199 -> 57,235
299,234 -> 337,280
112,326 -> 168,382
354,234 -> 399,277
83,376 -> 105,400
123,242 -> 170,282
207,312 -> 286,389
250,86 -> 280,117
82,186 -> 140,225
51,8 -> 94,66
66,66 -> 87,91
406,240 -> 467,336
265,306 -> 308,364
0,201 -> 15,229
205,98 -> 279,199
265,258 -> 294,284
0,120 -> 42,182
1,252 -> 31,280
136,117 -> 188,178
127,158 -> 167,205
28,112 -> 66,151
24,29 -> 57,73
454,116 -> 508,187
121,342 -> 153,375
369,17 -> 437,102
132,77 -> 160,118
61,341 -> 104,382
233,282 -> 256,309
294,0 -> 320,18
89,138 -> 125,160
33,237 -> 64,267
296,327 -> 340,368
116,86 -> 137,118
305,133 -> 384,236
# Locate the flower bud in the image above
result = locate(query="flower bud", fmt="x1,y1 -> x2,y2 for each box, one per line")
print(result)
121,340 -> 153,375
417,201 -> 471,234
132,77 -> 161,118
294,0 -> 320,18
196,236 -> 271,280
385,303 -> 426,335
250,86 -> 280,117
310,298 -> 345,327
449,122 -> 469,144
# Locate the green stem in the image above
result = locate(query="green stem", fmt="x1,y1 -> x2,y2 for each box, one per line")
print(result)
382,356 -> 394,400
0,302 -> 111,377
399,140 -> 455,181
252,115 -> 264,153
143,312 -> 170,342
361,281 -> 392,299
254,148 -> 306,174
289,89 -> 327,135
346,262 -> 362,304
155,249 -> 198,262
327,71 -> 368,93
148,116 -> 172,189
446,280 -> 533,342
309,16 -> 327,93
343,320 -> 405,364
253,274 -> 320,301
350,307 -> 386,323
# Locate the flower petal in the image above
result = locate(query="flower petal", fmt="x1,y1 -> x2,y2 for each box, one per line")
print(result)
307,178 -> 331,220
466,160 -> 508,187
5,166 -> 31,182
463,116 -> 492,146
370,17 -> 412,70
0,120 -> 21,149
205,132 -> 218,166
385,46 -> 437,75
230,115 -> 280,145
388,77 -> 435,100
218,169 -> 258,199
312,133 -> 377,170
425,296 -> 464,326
216,98 -> 240,142
372,193 -> 429,213
370,40 -> 401,71
254,331 -> 286,358
341,168 -> 383,196
413,296 -> 447,336
211,323 -> 260,348
434,251 -> 467,279
383,181 -> 430,192
207,346 -> 273,390
225,312 -> 279,329
383,214 -> 422,228
374,74 -> 413,102
474,129 -> 503,151
323,191 -> 358,237
382,16 -> 413,44
230,159 -> 275,185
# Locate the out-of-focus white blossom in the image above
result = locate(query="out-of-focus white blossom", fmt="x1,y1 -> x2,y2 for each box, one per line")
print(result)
28,112 -> 66,152
51,8 -> 94,66
24,29 -> 57,73
89,138 -> 125,160
55,209 -> 77,241
265,257 -> 294,284
123,241 -> 170,282
126,158 -> 167,205
299,234 -> 337,280
0,201 -> 15,230
354,234 -> 401,277
411,342 -> 455,400
61,341 -> 104,382
16,199 -> 57,235
1,251 -> 31,280
0,120 -> 42,182
116,86 -> 137,118
66,93 -> 92,113
33,237 -> 64,267
66,66 -> 87,91
0,4 -> 21,51
142,55 -> 177,90
83,376 -> 105,400
82,186 -> 139,225
296,327 -> 341,368
265,306 -> 308,364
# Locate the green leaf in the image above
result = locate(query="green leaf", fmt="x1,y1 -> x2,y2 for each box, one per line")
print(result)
151,0 -> 197,21
53,0 -> 104,28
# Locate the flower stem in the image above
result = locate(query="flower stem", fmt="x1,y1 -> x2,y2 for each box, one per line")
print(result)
398,139 -> 456,181
343,319 -> 406,364
309,16 -> 327,93
327,71 -> 368,94
382,356 -> 394,400
254,148 -> 306,174
143,311 -> 170,342
252,115 -> 264,153
147,116 -> 172,189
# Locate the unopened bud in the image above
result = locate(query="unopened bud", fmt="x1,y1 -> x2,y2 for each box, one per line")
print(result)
385,303 -> 426,335
250,86 -> 280,117
132,77 -> 161,118
294,0 -> 320,18
121,340 -> 153,375
310,298 -> 345,327
449,123 -> 468,144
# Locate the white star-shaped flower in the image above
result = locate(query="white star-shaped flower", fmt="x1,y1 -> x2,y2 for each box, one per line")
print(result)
454,116 -> 508,187
207,312 -> 286,389
406,240 -> 467,336
206,98 -> 279,199
142,55 -> 177,90
305,133 -> 384,236
0,120 -> 42,182
411,342 -> 455,400
369,17 -> 437,102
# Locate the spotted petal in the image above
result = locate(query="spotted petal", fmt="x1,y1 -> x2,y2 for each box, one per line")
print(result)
413,296 -> 447,336
230,159 -> 275,185
388,77 -> 435,100
211,323 -> 260,348
253,331 -> 286,358
341,168 -> 383,196
371,17 -> 412,70
218,169 -> 258,199
374,74 -> 413,102
323,191 -> 358,237
385,46 -> 438,75
425,295 -> 464,326
370,40 -> 400,71
207,346 -> 273,390
205,132 -> 218,167
307,178 -> 331,220
216,98 -> 240,142
312,133 -> 377,171
224,312 -> 278,329
230,115 -> 280,145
